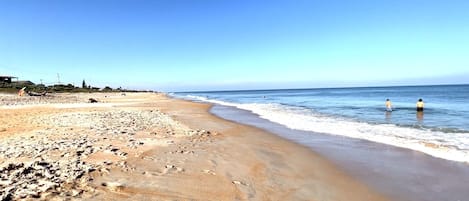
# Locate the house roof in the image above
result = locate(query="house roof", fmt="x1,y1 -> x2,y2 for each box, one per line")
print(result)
0,75 -> 17,78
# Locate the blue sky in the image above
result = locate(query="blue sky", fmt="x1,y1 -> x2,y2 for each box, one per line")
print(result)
1,0 -> 468,91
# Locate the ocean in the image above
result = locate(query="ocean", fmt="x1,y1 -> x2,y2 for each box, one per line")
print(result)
173,84 -> 469,163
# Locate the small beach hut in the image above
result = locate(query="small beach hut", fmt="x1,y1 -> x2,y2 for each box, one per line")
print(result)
0,75 -> 17,84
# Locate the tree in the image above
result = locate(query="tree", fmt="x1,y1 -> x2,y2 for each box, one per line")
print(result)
82,79 -> 87,88
102,86 -> 113,91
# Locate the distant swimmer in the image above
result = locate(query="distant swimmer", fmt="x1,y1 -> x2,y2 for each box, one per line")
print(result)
385,99 -> 392,111
416,99 -> 424,111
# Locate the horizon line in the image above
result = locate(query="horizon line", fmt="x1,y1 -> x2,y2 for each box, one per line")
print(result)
173,83 -> 469,93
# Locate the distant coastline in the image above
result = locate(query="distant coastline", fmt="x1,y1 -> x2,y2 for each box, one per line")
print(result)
0,81 -> 153,94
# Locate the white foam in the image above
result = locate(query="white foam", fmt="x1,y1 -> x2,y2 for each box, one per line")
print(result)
184,95 -> 469,163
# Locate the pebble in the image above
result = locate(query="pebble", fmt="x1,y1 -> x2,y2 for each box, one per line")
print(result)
101,182 -> 125,192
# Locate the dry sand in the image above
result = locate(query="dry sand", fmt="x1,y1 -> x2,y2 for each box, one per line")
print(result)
0,92 -> 390,200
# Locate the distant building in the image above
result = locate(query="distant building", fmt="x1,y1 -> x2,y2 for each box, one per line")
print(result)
1,75 -> 18,87
0,76 -> 35,88
0,75 -> 17,84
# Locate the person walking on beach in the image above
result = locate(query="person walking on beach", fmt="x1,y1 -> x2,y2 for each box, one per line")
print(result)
385,99 -> 392,111
18,87 -> 26,96
416,99 -> 424,111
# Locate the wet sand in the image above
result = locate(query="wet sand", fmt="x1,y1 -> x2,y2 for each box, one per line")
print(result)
211,105 -> 469,201
1,93 -> 389,200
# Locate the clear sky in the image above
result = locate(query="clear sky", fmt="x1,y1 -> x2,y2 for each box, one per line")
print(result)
1,0 -> 468,91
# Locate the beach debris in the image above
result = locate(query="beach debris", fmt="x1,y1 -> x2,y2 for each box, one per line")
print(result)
0,159 -> 96,200
202,169 -> 216,175
88,98 -> 98,103
101,182 -> 125,192
0,101 -> 202,199
27,91 -> 48,96
162,164 -> 184,173
186,129 -> 212,136
232,180 -> 249,186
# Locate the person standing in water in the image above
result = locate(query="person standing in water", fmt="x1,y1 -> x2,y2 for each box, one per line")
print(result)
385,99 -> 393,111
416,99 -> 424,111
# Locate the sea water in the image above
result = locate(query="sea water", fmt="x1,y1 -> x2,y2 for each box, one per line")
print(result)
173,84 -> 469,163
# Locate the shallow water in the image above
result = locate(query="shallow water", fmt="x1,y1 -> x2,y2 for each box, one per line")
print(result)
174,85 -> 469,162
210,104 -> 469,201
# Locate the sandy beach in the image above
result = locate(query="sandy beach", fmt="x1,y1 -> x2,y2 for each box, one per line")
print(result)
0,92 -> 389,200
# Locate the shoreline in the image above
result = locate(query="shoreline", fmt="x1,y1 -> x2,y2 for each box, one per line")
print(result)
176,93 -> 469,164
208,103 -> 469,201
1,92 -> 389,200
141,94 -> 390,200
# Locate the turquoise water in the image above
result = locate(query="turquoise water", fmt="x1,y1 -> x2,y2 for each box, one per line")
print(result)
174,84 -> 469,162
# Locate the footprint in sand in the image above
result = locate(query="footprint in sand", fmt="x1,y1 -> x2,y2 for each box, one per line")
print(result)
232,180 -> 256,199
156,164 -> 184,175
208,159 -> 217,167
202,169 -> 216,175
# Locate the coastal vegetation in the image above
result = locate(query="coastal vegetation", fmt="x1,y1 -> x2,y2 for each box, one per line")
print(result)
0,79 -> 153,94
